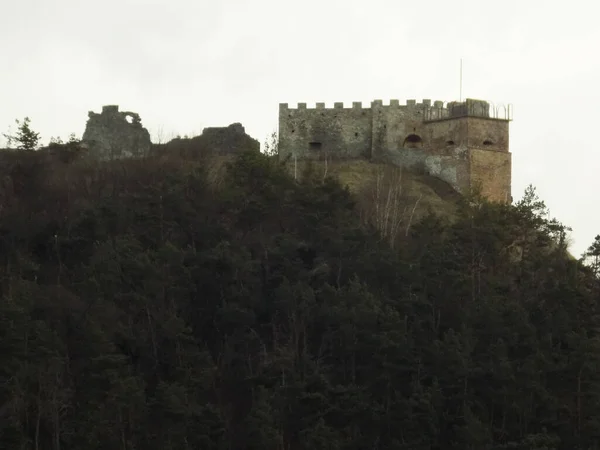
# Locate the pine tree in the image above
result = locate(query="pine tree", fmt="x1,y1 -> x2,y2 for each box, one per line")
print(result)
3,117 -> 40,150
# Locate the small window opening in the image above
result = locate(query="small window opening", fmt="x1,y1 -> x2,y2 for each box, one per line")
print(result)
483,139 -> 494,146
403,134 -> 423,149
309,142 -> 322,150
354,132 -> 359,137
291,129 -> 295,133
446,140 -> 455,146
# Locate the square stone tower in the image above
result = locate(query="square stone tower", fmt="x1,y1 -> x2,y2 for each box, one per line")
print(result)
421,99 -> 512,202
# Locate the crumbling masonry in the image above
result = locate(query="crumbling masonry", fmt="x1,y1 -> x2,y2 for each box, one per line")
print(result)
82,105 -> 152,160
278,98 -> 513,202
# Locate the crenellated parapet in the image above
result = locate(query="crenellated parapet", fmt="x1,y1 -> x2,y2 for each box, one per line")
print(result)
280,98 -> 513,122
280,99 -> 448,111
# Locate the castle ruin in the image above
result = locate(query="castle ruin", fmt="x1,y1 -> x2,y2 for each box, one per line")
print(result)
82,105 -> 152,160
278,98 -> 513,202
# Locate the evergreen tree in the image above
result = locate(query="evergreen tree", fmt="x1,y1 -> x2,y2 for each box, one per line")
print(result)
3,117 -> 41,150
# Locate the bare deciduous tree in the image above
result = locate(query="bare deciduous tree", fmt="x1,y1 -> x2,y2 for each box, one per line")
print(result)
358,165 -> 422,248
263,130 -> 278,157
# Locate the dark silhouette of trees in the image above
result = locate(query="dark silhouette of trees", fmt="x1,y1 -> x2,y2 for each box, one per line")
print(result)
0,146 -> 599,449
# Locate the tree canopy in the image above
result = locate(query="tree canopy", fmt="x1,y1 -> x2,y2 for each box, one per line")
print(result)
2,117 -> 41,150
0,147 -> 598,450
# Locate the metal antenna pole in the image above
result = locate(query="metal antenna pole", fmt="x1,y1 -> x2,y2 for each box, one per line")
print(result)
459,58 -> 463,102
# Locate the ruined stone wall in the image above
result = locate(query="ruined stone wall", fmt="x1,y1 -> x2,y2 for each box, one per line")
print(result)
82,105 -> 151,160
198,123 -> 260,154
152,123 -> 259,157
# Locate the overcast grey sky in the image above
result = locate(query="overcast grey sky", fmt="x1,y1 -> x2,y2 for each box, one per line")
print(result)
1,0 -> 599,256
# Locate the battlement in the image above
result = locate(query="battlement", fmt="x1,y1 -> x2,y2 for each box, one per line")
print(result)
279,99 -> 446,111
279,98 -> 512,121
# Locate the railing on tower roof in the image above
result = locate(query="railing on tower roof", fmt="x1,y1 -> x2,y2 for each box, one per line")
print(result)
424,99 -> 513,122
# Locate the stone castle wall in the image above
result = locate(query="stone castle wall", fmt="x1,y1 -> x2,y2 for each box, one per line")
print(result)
279,102 -> 373,160
278,98 -> 512,203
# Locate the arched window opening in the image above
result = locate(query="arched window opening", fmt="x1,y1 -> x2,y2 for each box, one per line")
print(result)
403,134 -> 423,149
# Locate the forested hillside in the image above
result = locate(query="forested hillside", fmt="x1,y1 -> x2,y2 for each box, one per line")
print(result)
1,146 -> 600,450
